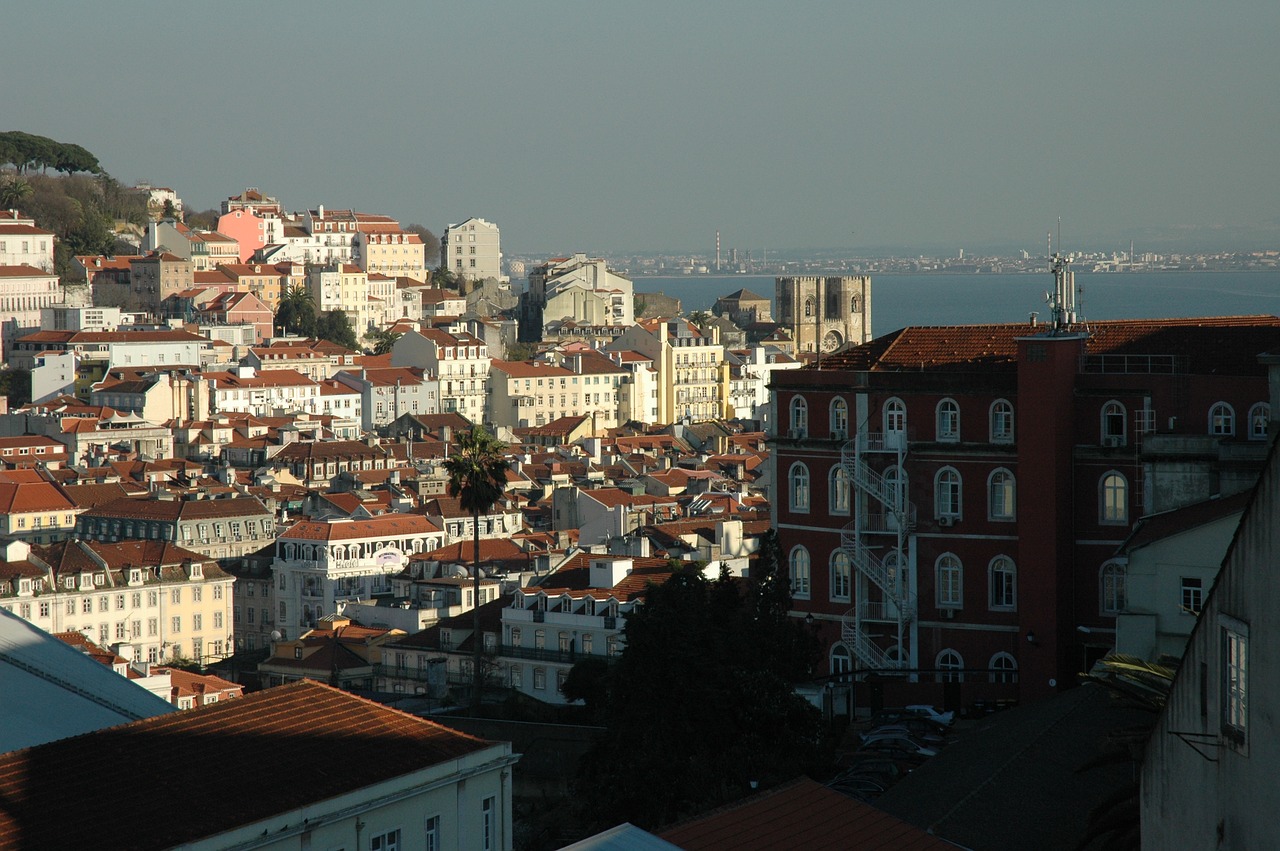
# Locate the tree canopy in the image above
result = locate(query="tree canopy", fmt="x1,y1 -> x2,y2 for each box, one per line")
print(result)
275,285 -> 317,337
573,535 -> 822,831
365,327 -> 402,355
315,309 -> 358,350
0,132 -> 102,175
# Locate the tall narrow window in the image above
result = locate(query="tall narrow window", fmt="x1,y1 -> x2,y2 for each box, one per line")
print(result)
831,397 -> 849,439
1248,403 -> 1270,441
990,399 -> 1014,443
790,396 -> 808,438
831,643 -> 853,676
790,463 -> 810,513
790,546 -> 811,598
1209,402 -> 1235,437
935,468 -> 962,519
830,550 -> 851,602
989,557 -> 1016,610
1222,622 -> 1249,745
482,796 -> 496,851
829,466 -> 851,515
936,399 -> 960,442
1101,401 -> 1127,446
1100,472 -> 1128,524
936,554 -> 963,609
1181,577 -> 1204,615
988,469 -> 1015,520
883,398 -> 906,440
1100,561 -> 1127,614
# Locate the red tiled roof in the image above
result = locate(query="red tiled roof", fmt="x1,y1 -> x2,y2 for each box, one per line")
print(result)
0,265 -> 56,278
659,776 -> 956,850
280,513 -> 441,541
0,681 -> 497,849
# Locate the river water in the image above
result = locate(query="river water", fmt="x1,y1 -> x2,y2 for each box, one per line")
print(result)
633,271 -> 1280,333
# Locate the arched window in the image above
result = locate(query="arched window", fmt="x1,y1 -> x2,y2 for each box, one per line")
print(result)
936,649 -> 964,683
990,399 -> 1014,443
885,551 -> 909,598
851,295 -> 860,314
989,652 -> 1019,684
789,546 -> 811,599
789,463 -> 810,513
804,298 -> 814,317
789,396 -> 808,438
1101,401 -> 1127,446
936,399 -> 960,442
830,643 -> 853,676
831,397 -> 849,440
829,466 -> 851,515
935,467 -> 962,520
830,550 -> 852,602
936,554 -> 963,609
1249,403 -> 1270,441
988,468 -> 1015,520
1100,471 -> 1128,525
1209,402 -> 1235,437
883,398 -> 906,438
1100,560 -> 1127,614
989,556 -> 1016,610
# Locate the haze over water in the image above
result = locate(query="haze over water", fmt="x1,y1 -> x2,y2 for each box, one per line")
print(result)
636,271 -> 1280,334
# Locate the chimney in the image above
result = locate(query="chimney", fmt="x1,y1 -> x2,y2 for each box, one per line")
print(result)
589,557 -> 633,589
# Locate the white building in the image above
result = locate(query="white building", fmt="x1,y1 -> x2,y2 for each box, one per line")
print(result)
523,253 -> 633,337
442,217 -> 504,282
202,366 -> 320,417
335,366 -> 439,430
607,318 -> 725,424
391,328 -> 490,420
724,345 -> 803,427
272,514 -> 447,633
0,210 -> 55,270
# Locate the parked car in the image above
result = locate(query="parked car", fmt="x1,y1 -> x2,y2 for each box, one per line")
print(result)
859,723 -> 948,747
905,704 -> 955,726
862,709 -> 951,737
858,736 -> 939,761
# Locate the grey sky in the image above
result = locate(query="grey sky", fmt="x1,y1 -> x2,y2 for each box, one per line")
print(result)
6,1 -> 1278,255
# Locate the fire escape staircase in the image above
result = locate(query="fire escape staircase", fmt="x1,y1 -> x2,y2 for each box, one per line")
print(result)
839,430 -> 914,671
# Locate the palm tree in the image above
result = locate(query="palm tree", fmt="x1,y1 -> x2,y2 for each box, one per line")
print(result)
276,284 -> 316,336
0,177 -> 33,210
442,426 -> 510,711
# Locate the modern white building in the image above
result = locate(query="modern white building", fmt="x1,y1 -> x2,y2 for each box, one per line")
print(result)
335,366 -> 439,430
442,217 -> 504,282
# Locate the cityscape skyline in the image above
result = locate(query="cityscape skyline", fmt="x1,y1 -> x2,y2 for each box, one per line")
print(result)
5,3 -> 1279,257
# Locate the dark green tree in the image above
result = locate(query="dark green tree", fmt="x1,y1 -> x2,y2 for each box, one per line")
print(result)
276,285 -> 317,337
316,310 -> 358,350
0,370 -> 32,408
574,557 -> 822,832
0,177 -> 33,209
404,223 -> 439,266
442,426 -> 510,711
366,327 -> 403,355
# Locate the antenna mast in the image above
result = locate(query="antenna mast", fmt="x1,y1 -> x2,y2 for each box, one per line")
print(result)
1047,220 -> 1076,332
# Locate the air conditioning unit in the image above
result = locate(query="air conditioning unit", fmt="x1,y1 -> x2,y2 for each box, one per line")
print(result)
1102,436 -> 1124,448
938,516 -> 955,528
941,608 -> 956,619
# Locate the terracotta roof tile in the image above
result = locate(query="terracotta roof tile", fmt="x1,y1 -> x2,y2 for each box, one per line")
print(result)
0,681 -> 497,849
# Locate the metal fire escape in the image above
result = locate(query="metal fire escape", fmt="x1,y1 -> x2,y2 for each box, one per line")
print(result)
840,426 -> 915,670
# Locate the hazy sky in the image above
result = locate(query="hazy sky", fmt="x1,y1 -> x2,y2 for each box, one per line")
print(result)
6,1 -> 1278,255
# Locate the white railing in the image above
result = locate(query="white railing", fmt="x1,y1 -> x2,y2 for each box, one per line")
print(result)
842,609 -> 902,670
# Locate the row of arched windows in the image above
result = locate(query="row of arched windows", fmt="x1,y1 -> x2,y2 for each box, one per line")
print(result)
787,395 -> 1017,444
932,552 -> 1017,611
827,643 -> 1018,684
787,395 -> 1269,446
1101,399 -> 1268,445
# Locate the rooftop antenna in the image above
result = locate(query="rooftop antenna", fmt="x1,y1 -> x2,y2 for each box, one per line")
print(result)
1046,219 -> 1077,332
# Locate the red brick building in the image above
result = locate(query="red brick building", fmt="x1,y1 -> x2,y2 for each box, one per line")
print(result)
771,305 -> 1280,711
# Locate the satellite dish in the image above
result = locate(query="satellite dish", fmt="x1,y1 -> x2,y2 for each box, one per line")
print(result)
270,630 -> 282,642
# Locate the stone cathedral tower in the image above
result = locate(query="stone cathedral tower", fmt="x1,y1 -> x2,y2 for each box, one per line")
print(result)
775,276 -> 872,354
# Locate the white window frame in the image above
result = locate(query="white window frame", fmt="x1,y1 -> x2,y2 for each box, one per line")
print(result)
830,397 -> 849,440
789,546 -> 811,599
1100,560 -> 1127,615
829,465 -> 851,515
987,468 -> 1015,521
988,556 -> 1016,611
989,652 -> 1018,684
936,553 -> 963,609
1100,471 -> 1128,525
936,648 -> 964,683
789,396 -> 808,438
989,398 -> 1014,443
1209,401 -> 1235,437
1101,400 -> 1127,447
1248,402 -> 1270,441
1222,617 -> 1249,748
935,467 -> 962,520
830,550 -> 851,602
936,398 -> 960,442
789,462 -> 810,513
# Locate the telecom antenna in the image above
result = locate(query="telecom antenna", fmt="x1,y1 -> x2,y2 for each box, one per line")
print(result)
1046,221 -> 1076,332
715,231 -> 721,272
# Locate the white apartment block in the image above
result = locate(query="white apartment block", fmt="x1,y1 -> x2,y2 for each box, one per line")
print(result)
608,318 -> 725,424
335,367 -> 439,431
354,228 -> 428,282
524,254 -> 634,336
390,329 -> 489,421
202,366 -> 320,417
442,218 -> 503,282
